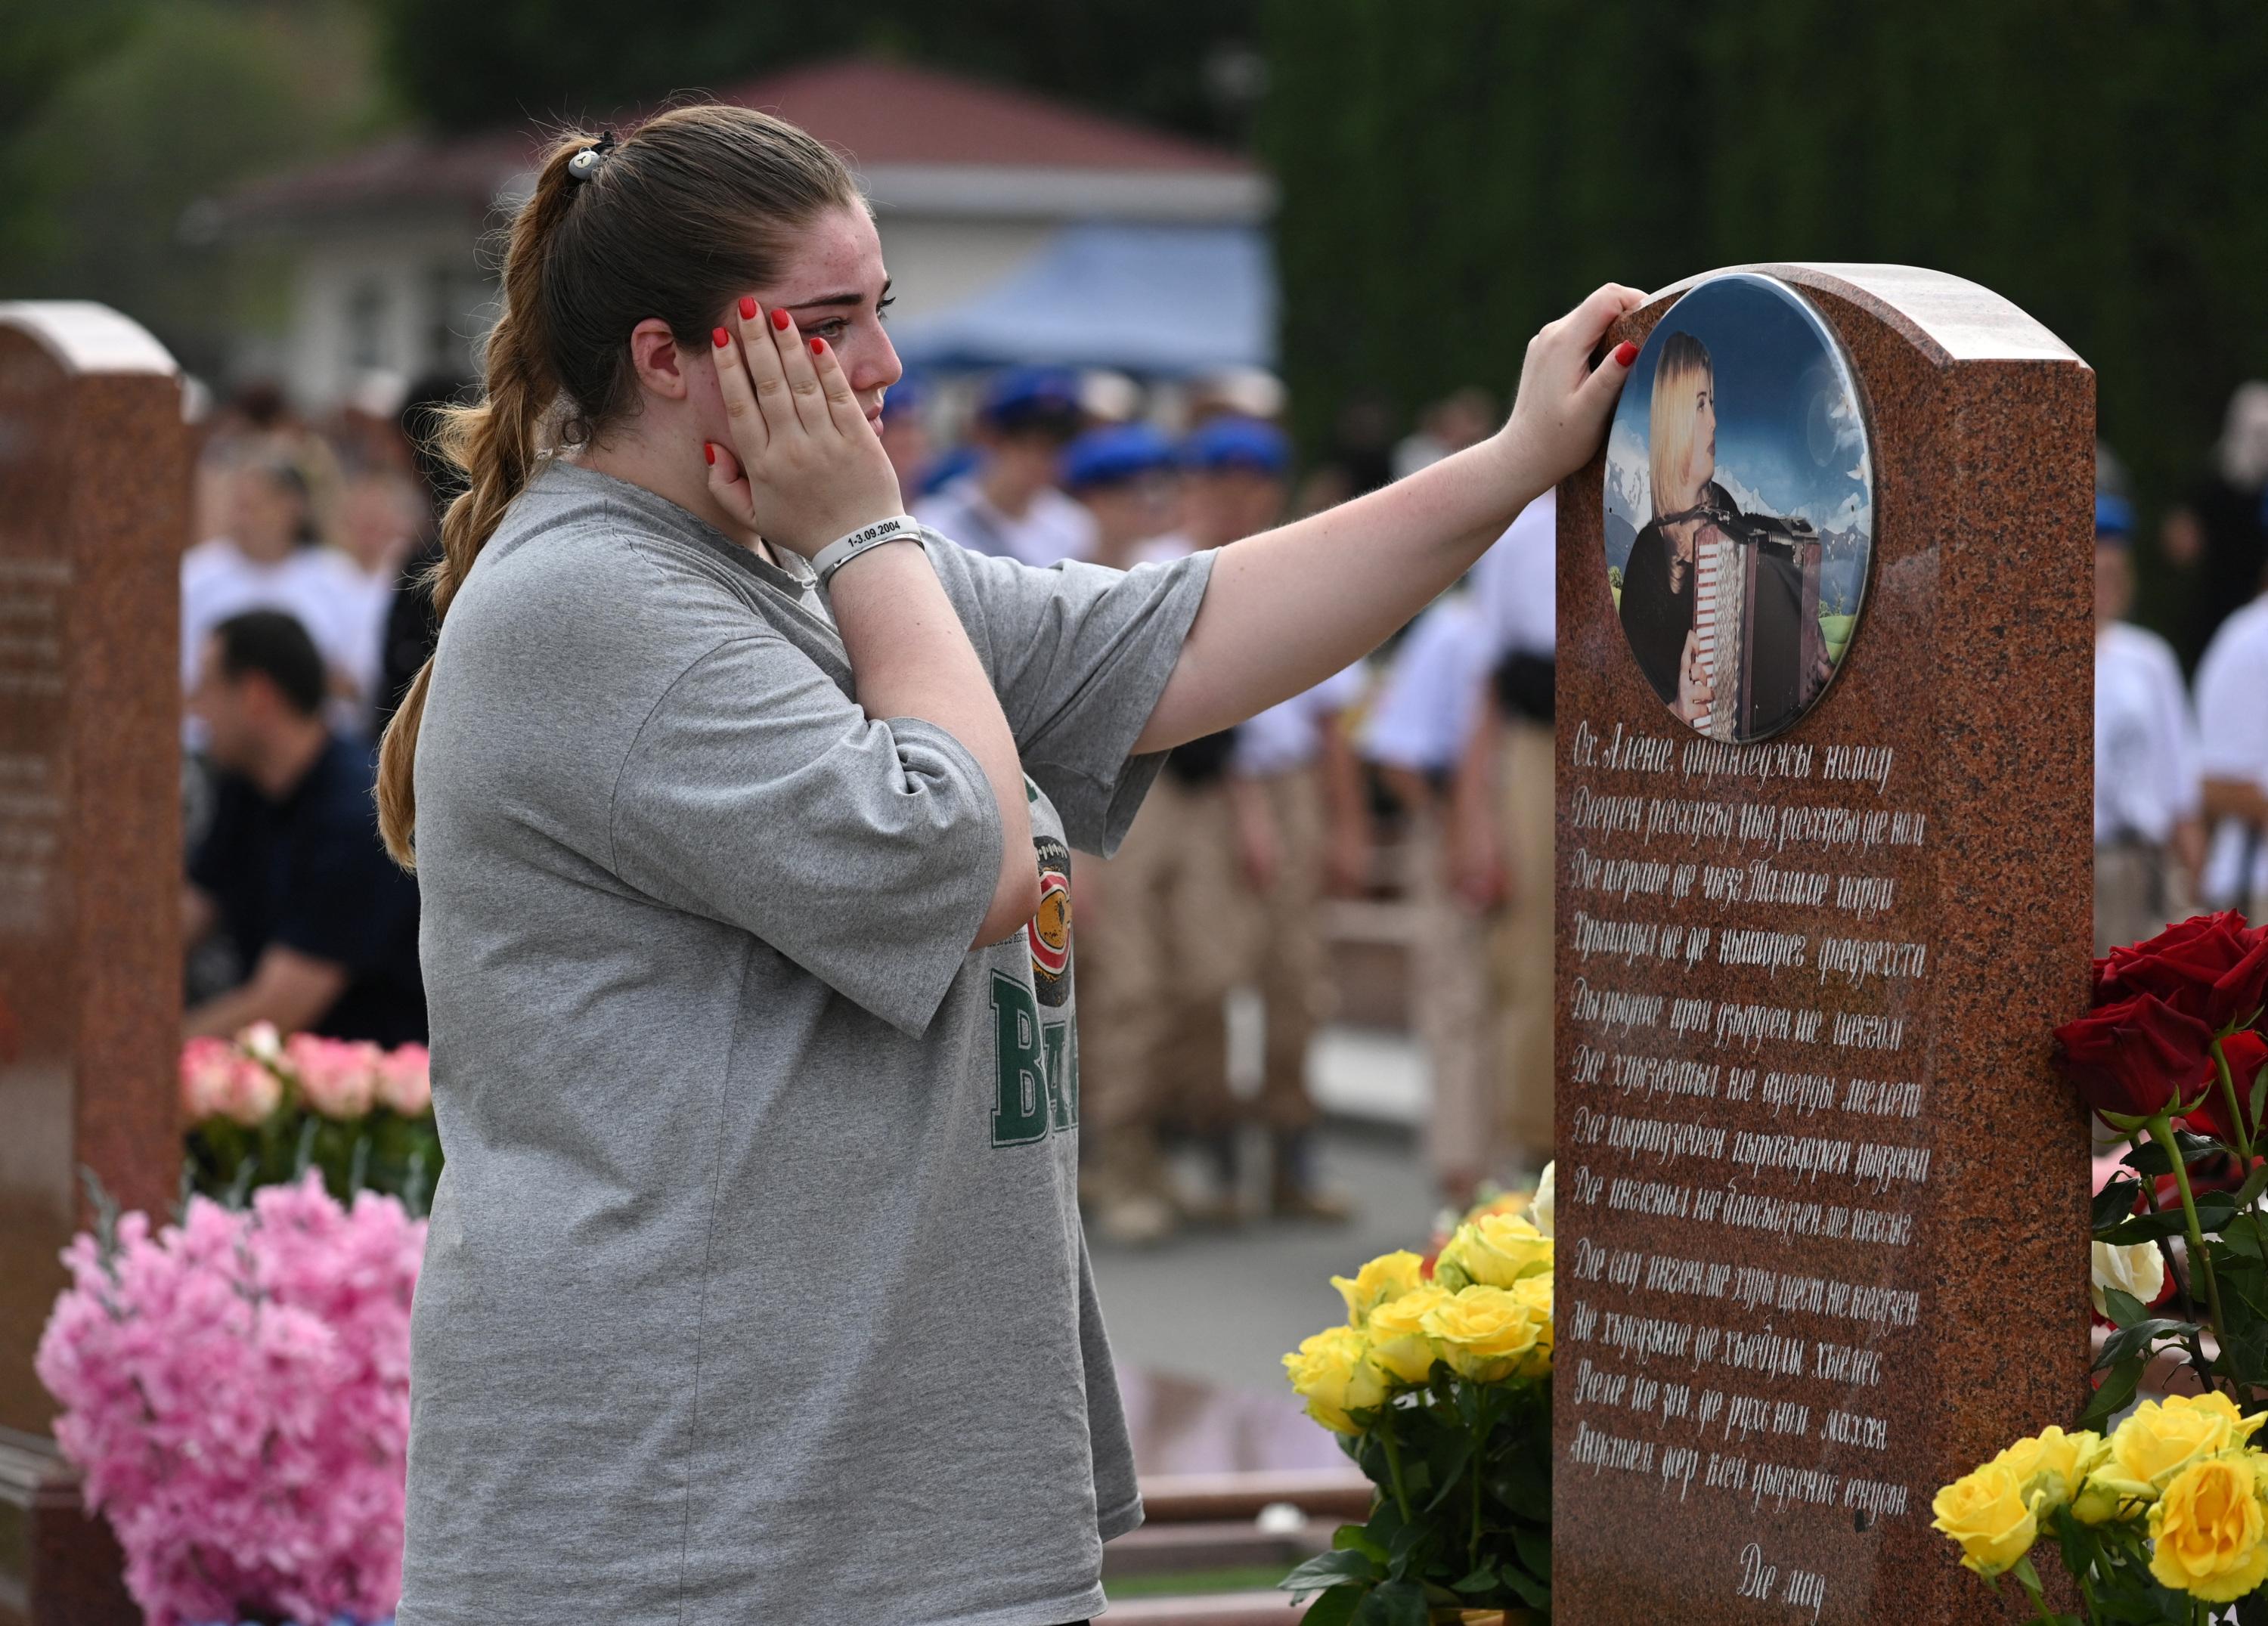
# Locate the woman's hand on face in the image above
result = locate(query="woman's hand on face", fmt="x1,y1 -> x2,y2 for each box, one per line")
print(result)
1674,627 -> 1714,723
1498,283 -> 1650,492
704,299 -> 904,558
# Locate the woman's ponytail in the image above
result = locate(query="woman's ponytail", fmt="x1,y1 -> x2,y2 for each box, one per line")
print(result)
372,105 -> 858,869
376,135 -> 593,869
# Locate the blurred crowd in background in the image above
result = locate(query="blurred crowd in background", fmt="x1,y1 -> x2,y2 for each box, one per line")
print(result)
172,342 -> 2268,1247
171,357 -> 1560,1244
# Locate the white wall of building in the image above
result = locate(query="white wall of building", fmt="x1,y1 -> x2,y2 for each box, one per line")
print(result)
284,225 -> 494,407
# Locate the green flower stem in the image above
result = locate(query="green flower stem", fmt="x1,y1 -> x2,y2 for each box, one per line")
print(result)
2130,1132 -> 2220,1396
2213,1034 -> 2257,1162
1468,1445 -> 1483,1572
2150,1113 -> 2232,1392
2008,1555 -> 2055,1626
1377,1417 -> 1414,1522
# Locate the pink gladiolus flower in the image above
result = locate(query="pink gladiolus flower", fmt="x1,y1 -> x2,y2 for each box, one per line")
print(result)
374,1043 -> 432,1117
284,1033 -> 379,1120
33,1174 -> 424,1626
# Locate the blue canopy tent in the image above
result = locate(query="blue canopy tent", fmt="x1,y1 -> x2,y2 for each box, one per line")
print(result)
888,222 -> 1276,376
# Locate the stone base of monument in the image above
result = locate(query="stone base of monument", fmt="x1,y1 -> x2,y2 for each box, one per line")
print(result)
0,1430 -> 136,1626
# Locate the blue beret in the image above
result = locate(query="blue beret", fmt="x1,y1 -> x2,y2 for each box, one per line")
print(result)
978,366 -> 1083,429
2095,491 -> 2134,541
1182,413 -> 1290,475
1061,423 -> 1176,490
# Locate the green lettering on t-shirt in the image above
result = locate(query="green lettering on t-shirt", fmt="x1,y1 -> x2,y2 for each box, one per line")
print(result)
990,971 -> 1051,1146
1043,1021 -> 1074,1131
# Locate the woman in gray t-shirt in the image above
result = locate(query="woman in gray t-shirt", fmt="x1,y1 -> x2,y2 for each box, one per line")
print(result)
379,104 -> 1640,1626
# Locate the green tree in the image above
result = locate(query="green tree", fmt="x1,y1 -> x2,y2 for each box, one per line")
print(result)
373,0 -> 1263,140
0,0 -> 399,377
1259,0 -> 2268,623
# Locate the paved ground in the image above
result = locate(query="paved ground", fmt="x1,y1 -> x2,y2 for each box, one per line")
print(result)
1089,1107 -> 1441,1399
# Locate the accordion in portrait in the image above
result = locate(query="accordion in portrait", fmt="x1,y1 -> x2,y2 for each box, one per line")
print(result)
1687,503 -> 1823,742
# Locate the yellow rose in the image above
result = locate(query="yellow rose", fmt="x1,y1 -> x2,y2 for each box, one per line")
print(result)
1436,1213 -> 1552,1293
1282,1325 -> 1389,1434
2149,1455 -> 2268,1602
1530,1161 -> 1555,1237
1931,1462 -> 2037,1575
2099,1395 -> 2268,1508
1331,1250 -> 1427,1327
1990,1426 -> 2105,1514
1365,1284 -> 1452,1385
1420,1285 -> 1545,1383
1509,1274 -> 1553,1374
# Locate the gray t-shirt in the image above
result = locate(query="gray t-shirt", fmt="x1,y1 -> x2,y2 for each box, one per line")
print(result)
398,460 -> 1212,1626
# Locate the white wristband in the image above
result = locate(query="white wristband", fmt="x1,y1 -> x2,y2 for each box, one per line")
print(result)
810,515 -> 922,589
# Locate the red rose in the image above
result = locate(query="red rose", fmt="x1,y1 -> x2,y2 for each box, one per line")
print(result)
2097,912 -> 2268,1032
2186,1029 -> 2268,1144
2053,992 -> 2219,1120
2215,927 -> 2268,1030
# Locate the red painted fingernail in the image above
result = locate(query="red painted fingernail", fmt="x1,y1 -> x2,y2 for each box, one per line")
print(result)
703,441 -> 716,466
711,327 -> 730,348
738,296 -> 756,321
810,338 -> 825,355
1614,341 -> 1638,367
770,308 -> 790,331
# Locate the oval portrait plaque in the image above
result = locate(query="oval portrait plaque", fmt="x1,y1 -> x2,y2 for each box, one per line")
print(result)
1602,271 -> 1874,742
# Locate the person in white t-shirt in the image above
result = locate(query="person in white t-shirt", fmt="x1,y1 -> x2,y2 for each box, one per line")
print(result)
181,457 -> 379,734
912,367 -> 1097,567
1449,490 -> 1558,1176
2196,530 -> 2268,917
1359,590 -> 1498,1204
2093,495 -> 2205,952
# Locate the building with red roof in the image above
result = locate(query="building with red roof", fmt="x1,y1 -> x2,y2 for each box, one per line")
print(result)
214,57 -> 1274,406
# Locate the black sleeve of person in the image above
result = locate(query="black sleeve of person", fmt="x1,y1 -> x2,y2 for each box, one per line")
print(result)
1163,726 -> 1239,787
1492,652 -> 1555,723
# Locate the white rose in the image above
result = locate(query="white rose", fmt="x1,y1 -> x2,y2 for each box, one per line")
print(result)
1531,1162 -> 1555,1238
2090,1239 -> 2165,1318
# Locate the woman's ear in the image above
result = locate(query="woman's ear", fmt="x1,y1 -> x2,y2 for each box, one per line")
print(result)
627,317 -> 691,402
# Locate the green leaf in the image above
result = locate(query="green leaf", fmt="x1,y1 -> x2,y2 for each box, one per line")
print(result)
2225,1211 -> 2268,1263
1298,1586 -> 1366,1626
2097,1193 -> 2240,1244
1500,1562 -> 1552,1609
1332,1524 -> 1388,1564
1449,1562 -> 1499,1594
2077,1354 -> 2146,1432
1383,1516 -> 1427,1581
2098,1286 -> 2150,1327
2123,1131 -> 2224,1175
1281,1549 -> 1381,1597
1512,1522 -> 1551,1583
2093,1175 -> 2143,1233
1352,1579 -> 1428,1626
2095,1317 -> 2195,1370
1420,1437 -> 1476,1513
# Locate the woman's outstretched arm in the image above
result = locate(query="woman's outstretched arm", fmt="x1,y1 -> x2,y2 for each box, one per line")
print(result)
1135,283 -> 1645,754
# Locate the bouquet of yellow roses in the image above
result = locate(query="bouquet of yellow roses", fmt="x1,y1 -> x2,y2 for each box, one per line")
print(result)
1934,1392 -> 2268,1623
1278,1169 -> 1555,1624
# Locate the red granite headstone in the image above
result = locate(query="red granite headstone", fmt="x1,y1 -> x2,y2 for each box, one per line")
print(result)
1551,265 -> 2093,1623
0,302 -> 186,1626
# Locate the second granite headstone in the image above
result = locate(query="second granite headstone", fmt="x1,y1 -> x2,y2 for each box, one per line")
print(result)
1551,264 -> 2094,1624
